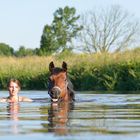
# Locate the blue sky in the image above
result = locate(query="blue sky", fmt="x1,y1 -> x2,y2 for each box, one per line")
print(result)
0,0 -> 140,50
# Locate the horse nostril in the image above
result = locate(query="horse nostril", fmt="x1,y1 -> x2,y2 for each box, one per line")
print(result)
51,87 -> 61,98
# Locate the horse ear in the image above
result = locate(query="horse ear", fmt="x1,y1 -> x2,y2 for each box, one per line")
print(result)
62,61 -> 67,71
49,61 -> 55,72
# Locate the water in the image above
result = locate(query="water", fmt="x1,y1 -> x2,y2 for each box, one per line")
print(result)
0,91 -> 140,140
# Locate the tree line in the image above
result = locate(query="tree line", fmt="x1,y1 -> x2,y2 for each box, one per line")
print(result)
0,5 -> 140,57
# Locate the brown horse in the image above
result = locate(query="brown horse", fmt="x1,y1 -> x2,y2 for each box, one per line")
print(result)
48,61 -> 75,102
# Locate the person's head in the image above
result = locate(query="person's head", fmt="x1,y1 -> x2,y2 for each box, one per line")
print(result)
7,79 -> 21,96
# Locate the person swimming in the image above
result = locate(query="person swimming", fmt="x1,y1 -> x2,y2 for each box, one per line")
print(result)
0,79 -> 32,102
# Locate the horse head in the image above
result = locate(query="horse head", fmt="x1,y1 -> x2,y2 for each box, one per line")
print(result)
48,61 -> 74,102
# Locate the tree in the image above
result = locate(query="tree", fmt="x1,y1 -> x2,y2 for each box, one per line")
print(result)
40,6 -> 83,55
39,25 -> 59,55
15,46 -> 35,57
78,5 -> 140,53
0,43 -> 14,56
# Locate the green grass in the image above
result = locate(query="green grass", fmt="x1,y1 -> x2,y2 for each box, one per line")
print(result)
0,49 -> 140,91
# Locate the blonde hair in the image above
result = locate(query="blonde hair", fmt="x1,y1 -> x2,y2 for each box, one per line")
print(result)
7,79 -> 21,88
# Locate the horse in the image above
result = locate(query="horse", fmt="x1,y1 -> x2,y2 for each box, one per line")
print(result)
48,61 -> 75,102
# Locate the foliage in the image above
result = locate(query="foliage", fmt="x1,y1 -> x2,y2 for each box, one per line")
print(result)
0,50 -> 140,91
39,24 -> 61,55
0,43 -> 14,56
39,6 -> 83,55
15,46 -> 36,57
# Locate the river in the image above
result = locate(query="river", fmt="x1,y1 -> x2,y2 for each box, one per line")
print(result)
0,90 -> 140,140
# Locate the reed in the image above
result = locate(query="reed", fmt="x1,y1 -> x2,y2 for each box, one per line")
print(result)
0,49 -> 140,90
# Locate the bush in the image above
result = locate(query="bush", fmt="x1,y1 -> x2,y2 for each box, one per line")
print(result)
0,51 -> 140,91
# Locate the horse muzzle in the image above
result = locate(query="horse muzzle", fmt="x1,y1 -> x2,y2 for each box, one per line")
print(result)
49,86 -> 61,102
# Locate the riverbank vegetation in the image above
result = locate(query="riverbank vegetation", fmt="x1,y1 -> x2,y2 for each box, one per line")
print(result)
0,48 -> 140,91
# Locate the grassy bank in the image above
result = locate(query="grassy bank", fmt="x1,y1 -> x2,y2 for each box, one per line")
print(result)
0,50 -> 140,91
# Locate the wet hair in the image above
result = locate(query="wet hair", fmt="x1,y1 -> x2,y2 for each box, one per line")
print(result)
7,79 -> 21,88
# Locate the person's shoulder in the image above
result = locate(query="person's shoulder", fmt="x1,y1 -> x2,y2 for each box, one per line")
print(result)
0,97 -> 8,102
19,96 -> 33,102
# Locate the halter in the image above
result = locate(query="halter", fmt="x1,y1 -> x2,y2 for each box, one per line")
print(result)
48,78 -> 69,101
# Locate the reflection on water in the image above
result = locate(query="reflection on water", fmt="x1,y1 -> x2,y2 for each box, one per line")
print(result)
40,101 -> 74,135
7,103 -> 20,121
7,103 -> 20,134
0,91 -> 140,140
48,102 -> 74,135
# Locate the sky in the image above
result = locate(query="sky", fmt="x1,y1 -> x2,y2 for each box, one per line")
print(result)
0,0 -> 140,50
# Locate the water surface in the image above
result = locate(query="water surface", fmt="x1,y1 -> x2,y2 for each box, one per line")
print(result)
0,91 -> 140,140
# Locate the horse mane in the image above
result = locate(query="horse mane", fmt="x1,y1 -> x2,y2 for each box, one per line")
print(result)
67,78 -> 75,101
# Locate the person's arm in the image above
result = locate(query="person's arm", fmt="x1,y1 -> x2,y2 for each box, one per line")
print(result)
19,96 -> 33,102
0,98 -> 7,102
